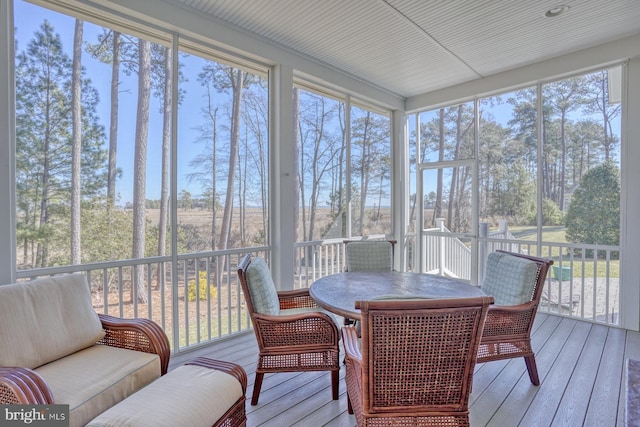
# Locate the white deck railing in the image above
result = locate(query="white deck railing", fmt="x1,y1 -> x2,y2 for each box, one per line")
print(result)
15,230 -> 619,355
419,220 -> 619,325
16,247 -> 270,355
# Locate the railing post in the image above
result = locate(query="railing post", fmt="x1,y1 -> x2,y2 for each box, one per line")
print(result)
498,219 -> 507,234
479,222 -> 488,283
436,218 -> 445,276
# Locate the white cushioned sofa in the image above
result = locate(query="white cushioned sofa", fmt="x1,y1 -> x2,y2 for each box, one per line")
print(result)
0,274 -> 171,427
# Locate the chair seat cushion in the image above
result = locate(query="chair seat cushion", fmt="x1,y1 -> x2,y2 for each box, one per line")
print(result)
87,363 -> 243,427
36,344 -> 160,427
482,252 -> 539,305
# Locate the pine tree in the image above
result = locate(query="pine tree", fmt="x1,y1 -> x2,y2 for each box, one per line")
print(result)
15,20 -> 107,268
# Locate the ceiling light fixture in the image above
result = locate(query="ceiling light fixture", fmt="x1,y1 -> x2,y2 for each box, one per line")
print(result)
545,4 -> 570,17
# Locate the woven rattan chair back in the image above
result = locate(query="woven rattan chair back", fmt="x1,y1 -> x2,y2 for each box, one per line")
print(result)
477,250 -> 553,386
343,240 -> 396,272
237,254 -> 340,405
342,296 -> 493,427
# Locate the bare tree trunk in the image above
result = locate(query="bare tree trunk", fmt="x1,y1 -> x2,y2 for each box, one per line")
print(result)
70,19 -> 83,265
155,46 -> 172,290
107,32 -> 120,206
132,39 -> 151,303
337,103 -> 346,235
358,112 -> 371,235
307,98 -> 326,244
447,107 -> 461,229
239,126 -> 247,245
158,47 -> 171,258
218,69 -> 244,252
293,88 -> 300,243
433,108 -> 445,225
559,110 -> 567,211
209,105 -> 218,251
36,66 -> 53,268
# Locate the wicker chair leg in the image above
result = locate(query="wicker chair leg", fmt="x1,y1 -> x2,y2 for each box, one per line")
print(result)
251,372 -> 264,405
331,370 -> 339,400
524,355 -> 540,386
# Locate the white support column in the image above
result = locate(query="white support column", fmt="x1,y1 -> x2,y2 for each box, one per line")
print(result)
391,109 -> 407,271
0,0 -> 16,285
270,64 -> 295,290
620,57 -> 640,331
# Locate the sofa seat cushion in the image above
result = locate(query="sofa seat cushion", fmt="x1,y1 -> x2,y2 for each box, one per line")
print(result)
0,274 -> 105,369
35,344 -> 160,427
86,363 -> 244,427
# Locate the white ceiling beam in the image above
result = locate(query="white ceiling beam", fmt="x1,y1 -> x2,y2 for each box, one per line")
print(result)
407,33 -> 640,112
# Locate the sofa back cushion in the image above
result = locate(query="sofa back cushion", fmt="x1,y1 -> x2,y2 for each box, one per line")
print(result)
0,274 -> 105,369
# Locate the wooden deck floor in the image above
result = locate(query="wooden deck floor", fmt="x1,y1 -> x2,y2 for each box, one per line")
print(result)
169,313 -> 640,426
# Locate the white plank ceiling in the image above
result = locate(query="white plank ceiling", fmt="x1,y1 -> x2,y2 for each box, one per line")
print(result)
167,0 -> 640,98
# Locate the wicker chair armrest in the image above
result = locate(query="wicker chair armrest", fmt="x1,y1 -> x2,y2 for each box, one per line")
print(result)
185,357 -> 248,395
341,326 -> 362,362
252,311 -> 339,347
341,325 -> 363,414
483,303 -> 538,338
0,367 -> 54,404
277,288 -> 318,309
489,299 -> 537,312
97,314 -> 171,375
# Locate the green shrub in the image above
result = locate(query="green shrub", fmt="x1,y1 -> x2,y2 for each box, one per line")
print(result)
541,198 -> 564,225
187,271 -> 217,301
565,161 -> 620,258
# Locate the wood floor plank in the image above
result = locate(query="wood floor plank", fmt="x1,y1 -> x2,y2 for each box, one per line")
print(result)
484,317 -> 576,426
551,323 -> 608,426
166,315 -> 634,427
519,320 -> 592,426
470,313 -> 561,419
289,389 -> 353,427
584,326 -> 626,427
249,371 -> 338,423
258,368 -> 347,426
470,314 -> 563,425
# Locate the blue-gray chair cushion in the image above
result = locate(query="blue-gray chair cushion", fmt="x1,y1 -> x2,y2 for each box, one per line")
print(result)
345,241 -> 393,272
245,257 -> 280,315
481,252 -> 539,306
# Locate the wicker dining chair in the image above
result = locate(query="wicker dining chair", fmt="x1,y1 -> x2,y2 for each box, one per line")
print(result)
342,296 -> 493,427
477,250 -> 553,386
237,254 -> 340,405
343,240 -> 396,272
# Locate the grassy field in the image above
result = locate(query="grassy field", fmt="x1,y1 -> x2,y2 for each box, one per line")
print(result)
507,225 -> 619,278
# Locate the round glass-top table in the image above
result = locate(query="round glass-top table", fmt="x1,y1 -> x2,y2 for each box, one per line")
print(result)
310,271 -> 486,320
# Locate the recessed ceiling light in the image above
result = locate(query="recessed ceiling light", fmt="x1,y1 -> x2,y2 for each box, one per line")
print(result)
545,5 -> 570,17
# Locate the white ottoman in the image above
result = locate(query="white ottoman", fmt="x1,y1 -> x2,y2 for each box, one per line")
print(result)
87,357 -> 247,427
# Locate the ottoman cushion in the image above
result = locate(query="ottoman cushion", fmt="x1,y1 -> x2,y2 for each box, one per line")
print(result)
87,363 -> 243,427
